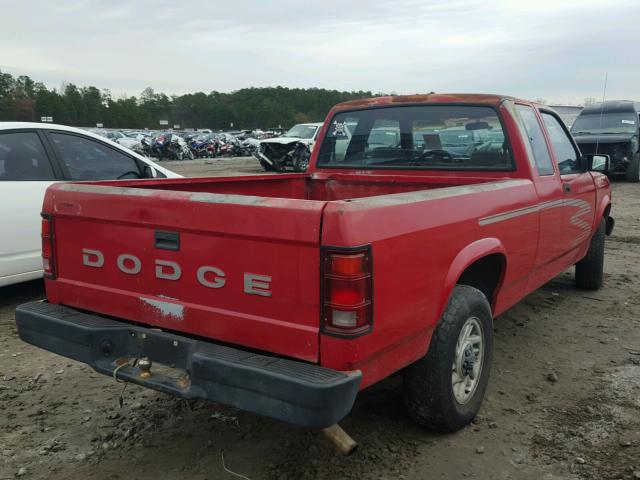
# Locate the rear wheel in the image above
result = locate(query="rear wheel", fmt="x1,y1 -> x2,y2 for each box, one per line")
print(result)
626,153 -> 640,182
403,285 -> 493,432
575,218 -> 605,290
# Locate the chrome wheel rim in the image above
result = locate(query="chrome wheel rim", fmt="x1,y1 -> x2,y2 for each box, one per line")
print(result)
452,316 -> 484,405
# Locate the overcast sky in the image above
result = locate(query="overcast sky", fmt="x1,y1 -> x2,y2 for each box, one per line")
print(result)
0,0 -> 637,103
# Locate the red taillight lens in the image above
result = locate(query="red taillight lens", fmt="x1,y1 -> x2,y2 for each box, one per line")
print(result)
322,247 -> 372,336
330,253 -> 365,275
329,277 -> 367,305
41,214 -> 56,279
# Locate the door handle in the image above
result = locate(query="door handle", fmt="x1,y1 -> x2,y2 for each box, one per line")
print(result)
562,183 -> 571,193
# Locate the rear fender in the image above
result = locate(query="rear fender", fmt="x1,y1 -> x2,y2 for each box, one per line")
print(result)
438,238 -> 506,320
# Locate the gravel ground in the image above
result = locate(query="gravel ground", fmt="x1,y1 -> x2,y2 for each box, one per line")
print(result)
1,161 -> 639,480
162,156 -> 270,177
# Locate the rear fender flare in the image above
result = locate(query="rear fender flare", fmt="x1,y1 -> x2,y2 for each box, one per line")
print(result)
437,238 -> 507,321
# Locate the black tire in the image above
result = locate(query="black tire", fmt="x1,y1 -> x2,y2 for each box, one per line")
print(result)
403,285 -> 493,432
575,218 -> 605,290
626,154 -> 640,182
292,145 -> 311,173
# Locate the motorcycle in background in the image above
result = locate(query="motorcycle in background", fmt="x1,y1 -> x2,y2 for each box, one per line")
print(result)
150,134 -> 168,159
167,134 -> 194,161
189,134 -> 217,158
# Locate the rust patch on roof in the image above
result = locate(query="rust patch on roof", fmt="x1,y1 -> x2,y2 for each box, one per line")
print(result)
333,93 -> 522,111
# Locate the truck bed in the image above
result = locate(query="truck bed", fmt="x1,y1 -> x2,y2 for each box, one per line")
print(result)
42,172 -> 526,366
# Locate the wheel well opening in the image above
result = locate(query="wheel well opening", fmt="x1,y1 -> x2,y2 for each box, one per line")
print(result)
457,254 -> 505,308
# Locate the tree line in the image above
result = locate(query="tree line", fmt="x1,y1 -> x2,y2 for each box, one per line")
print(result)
0,70 -> 376,130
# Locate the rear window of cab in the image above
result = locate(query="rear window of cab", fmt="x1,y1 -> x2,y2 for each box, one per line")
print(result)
316,105 -> 513,171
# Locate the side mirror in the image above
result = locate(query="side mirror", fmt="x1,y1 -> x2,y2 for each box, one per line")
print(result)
585,154 -> 610,172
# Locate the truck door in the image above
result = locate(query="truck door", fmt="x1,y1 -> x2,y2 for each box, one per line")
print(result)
539,110 -> 596,260
514,104 -> 565,273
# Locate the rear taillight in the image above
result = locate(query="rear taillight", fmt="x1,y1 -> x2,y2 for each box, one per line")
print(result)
322,247 -> 373,336
41,214 -> 56,279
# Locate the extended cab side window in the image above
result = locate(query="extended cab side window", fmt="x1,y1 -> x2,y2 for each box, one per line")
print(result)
48,132 -> 142,181
515,105 -> 555,176
541,112 -> 581,174
0,132 -> 56,181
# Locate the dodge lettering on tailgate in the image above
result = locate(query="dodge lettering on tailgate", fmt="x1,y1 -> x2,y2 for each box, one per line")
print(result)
81,248 -> 273,296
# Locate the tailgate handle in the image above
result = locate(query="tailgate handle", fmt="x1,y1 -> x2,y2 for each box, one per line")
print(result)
155,231 -> 180,251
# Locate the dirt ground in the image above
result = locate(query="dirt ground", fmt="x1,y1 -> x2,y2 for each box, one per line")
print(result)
1,158 -> 639,480
164,157 -> 275,177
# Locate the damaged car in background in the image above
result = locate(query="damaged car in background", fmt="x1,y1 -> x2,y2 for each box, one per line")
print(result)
255,122 -> 322,172
571,100 -> 640,182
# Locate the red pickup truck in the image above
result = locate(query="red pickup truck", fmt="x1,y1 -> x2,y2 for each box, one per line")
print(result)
17,94 -> 614,433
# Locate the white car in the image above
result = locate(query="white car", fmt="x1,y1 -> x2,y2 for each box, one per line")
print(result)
255,122 -> 323,172
0,122 -> 181,287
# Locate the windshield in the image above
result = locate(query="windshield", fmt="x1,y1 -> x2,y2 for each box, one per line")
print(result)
317,105 -> 513,170
283,124 -> 318,139
571,113 -> 637,135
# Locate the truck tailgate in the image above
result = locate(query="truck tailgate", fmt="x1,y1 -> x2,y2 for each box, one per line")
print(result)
45,183 -> 325,362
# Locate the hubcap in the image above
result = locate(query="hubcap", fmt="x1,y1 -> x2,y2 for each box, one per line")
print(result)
451,317 -> 484,405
